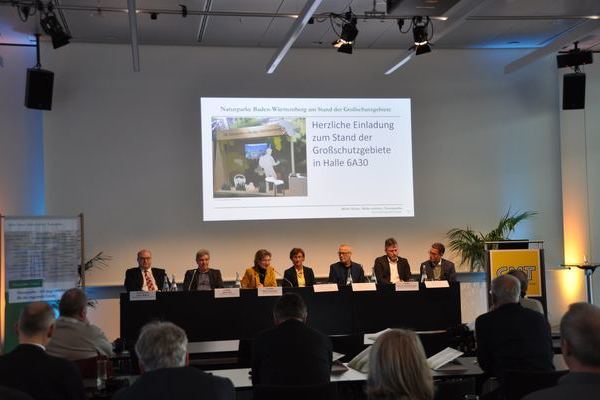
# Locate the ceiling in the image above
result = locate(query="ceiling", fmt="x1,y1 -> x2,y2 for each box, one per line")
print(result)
0,0 -> 599,72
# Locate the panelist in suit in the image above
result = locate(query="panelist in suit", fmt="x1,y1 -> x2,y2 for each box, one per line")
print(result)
328,244 -> 366,285
113,321 -> 234,400
0,302 -> 85,400
182,249 -> 225,291
475,274 -> 554,380
124,249 -> 167,291
241,249 -> 277,288
252,293 -> 332,385
283,247 -> 316,287
373,238 -> 412,284
419,242 -> 457,282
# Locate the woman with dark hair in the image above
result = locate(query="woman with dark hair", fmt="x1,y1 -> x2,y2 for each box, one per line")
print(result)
283,248 -> 316,287
367,329 -> 434,400
240,249 -> 277,288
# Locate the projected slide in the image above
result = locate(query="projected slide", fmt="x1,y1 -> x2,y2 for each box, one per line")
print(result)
201,98 -> 414,221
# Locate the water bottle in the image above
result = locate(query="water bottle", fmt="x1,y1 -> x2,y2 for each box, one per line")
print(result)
163,275 -> 170,292
420,264 -> 427,283
171,274 -> 177,291
346,270 -> 353,286
234,272 -> 241,288
371,268 -> 377,283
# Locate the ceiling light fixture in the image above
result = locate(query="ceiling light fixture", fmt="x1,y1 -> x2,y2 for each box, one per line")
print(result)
331,10 -> 358,54
39,2 -> 71,49
410,16 -> 432,55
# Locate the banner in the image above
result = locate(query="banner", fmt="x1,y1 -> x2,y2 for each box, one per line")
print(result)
489,249 -> 542,297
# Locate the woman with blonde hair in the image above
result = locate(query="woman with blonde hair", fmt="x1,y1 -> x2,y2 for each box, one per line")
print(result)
367,329 -> 434,400
240,249 -> 277,288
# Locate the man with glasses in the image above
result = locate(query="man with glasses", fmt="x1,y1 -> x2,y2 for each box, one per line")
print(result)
419,242 -> 456,282
124,249 -> 167,292
328,244 -> 365,285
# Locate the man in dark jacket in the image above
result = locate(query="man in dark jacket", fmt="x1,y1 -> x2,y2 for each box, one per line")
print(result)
124,249 -> 167,291
373,237 -> 411,283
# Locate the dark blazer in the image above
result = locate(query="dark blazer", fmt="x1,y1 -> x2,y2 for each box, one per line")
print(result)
0,344 -> 85,400
113,366 -> 234,400
328,262 -> 365,285
373,255 -> 411,283
124,267 -> 166,291
182,268 -> 225,290
475,303 -> 554,378
420,259 -> 457,282
0,385 -> 34,400
282,266 -> 316,287
523,372 -> 600,400
252,319 -> 332,386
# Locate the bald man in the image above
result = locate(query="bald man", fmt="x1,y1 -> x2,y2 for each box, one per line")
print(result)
124,249 -> 167,292
328,244 -> 365,285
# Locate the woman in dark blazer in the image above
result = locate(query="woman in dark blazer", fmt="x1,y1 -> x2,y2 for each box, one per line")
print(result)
183,249 -> 224,291
283,248 -> 316,287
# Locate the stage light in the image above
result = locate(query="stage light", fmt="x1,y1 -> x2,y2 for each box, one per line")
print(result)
410,16 -> 432,56
39,4 -> 71,49
332,11 -> 358,54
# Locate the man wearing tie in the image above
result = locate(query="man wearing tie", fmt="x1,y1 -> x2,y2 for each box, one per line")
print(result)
419,242 -> 456,282
124,249 -> 167,292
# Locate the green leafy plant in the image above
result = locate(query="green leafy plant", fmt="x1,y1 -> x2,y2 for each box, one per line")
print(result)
447,210 -> 537,272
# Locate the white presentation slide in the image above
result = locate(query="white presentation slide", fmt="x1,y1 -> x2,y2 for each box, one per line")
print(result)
201,98 -> 414,221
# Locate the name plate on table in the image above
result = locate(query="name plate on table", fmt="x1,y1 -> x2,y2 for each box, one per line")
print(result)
214,288 -> 240,298
130,291 -> 156,301
313,284 -> 339,293
351,283 -> 377,292
424,280 -> 449,288
396,282 -> 419,291
257,287 -> 283,297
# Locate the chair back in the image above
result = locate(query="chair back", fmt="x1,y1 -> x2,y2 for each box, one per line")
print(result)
253,382 -> 337,400
72,355 -> 114,379
434,377 -> 477,400
503,369 -> 567,400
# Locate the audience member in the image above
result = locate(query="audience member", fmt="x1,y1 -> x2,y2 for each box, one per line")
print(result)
419,242 -> 456,281
524,302 -> 600,400
252,293 -> 332,385
475,274 -> 554,379
507,269 -> 544,314
46,287 -> 114,360
0,302 -> 85,400
367,329 -> 434,400
283,247 -> 316,287
182,249 -> 225,291
113,321 -> 234,400
124,249 -> 167,291
328,244 -> 365,285
241,249 -> 277,288
373,238 -> 411,283
0,385 -> 34,400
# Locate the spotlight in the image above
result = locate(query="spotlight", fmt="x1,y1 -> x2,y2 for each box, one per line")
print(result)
332,12 -> 358,54
150,12 -> 158,20
410,16 -> 432,56
39,5 -> 71,49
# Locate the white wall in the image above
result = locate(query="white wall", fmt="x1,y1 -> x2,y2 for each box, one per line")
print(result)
38,44 -> 569,337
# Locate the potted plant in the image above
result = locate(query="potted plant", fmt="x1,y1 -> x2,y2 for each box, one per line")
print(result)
446,210 -> 537,272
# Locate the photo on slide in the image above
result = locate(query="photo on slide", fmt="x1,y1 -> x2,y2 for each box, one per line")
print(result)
211,117 -> 307,198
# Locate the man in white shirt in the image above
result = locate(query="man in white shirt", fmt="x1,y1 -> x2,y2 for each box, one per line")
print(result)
47,288 -> 114,360
124,249 -> 167,291
373,238 -> 412,283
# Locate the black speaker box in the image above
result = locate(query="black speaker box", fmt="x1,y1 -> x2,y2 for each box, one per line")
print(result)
557,51 -> 593,69
563,72 -> 586,110
25,68 -> 54,110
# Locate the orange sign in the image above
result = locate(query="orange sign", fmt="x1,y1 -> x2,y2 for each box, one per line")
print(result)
489,249 -> 542,297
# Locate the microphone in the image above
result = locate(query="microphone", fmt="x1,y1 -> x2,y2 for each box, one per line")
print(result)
187,269 -> 197,291
275,269 -> 294,288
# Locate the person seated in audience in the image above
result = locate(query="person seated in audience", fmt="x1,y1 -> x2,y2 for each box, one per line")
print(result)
46,287 -> 114,360
182,249 -> 225,291
373,238 -> 411,284
252,293 -> 332,385
241,249 -> 277,288
419,242 -> 456,281
113,321 -> 234,400
283,247 -> 316,287
367,329 -> 434,400
507,269 -> 544,314
0,385 -> 34,400
124,249 -> 167,291
475,274 -> 554,381
328,244 -> 365,285
0,302 -> 85,400
524,302 -> 600,400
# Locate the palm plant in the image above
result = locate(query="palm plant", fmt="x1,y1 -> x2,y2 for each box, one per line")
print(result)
447,210 -> 537,272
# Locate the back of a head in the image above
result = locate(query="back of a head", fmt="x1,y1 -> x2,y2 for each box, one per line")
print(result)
58,288 -> 88,318
507,270 -> 528,296
273,293 -> 307,323
135,321 -> 188,372
18,302 -> 55,338
491,274 -> 521,306
560,302 -> 600,368
367,329 -> 434,400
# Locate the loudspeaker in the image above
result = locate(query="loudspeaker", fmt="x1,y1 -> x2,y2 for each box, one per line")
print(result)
563,72 -> 585,110
557,51 -> 593,69
25,68 -> 54,110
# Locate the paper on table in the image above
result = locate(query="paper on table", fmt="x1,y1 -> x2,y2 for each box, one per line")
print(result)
427,347 -> 464,370
347,346 -> 371,373
332,352 -> 345,362
365,328 -> 393,344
